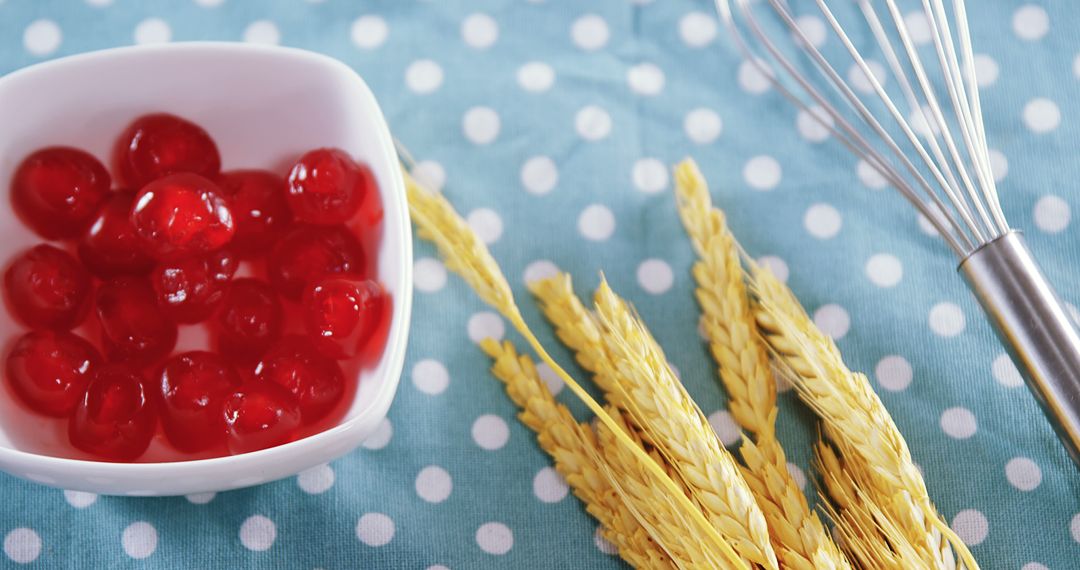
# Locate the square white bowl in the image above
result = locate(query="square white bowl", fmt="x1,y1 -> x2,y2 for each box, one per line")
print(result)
0,43 -> 412,496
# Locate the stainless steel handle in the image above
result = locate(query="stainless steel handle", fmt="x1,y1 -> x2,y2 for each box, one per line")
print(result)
960,231 -> 1080,468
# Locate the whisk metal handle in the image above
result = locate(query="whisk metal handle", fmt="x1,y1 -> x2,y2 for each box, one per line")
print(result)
960,231 -> 1080,467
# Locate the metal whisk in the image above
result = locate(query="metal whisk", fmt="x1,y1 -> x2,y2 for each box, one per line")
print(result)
716,0 -> 1080,467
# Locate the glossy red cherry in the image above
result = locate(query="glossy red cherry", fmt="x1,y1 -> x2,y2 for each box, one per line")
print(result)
130,173 -> 235,260
255,335 -> 345,423
149,248 -> 237,323
286,148 -> 374,225
222,381 -> 301,454
213,278 -> 283,361
4,244 -> 92,330
267,225 -> 366,300
159,351 -> 242,452
217,170 -> 292,257
69,364 -> 156,461
78,193 -> 155,278
12,147 -> 112,240
95,276 -> 177,365
114,113 -> 221,188
5,331 -> 100,417
302,278 -> 386,359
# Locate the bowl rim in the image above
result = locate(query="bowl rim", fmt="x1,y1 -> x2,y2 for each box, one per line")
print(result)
0,42 -> 414,477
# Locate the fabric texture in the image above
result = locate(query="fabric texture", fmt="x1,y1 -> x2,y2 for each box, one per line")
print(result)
1,0 -> 1080,568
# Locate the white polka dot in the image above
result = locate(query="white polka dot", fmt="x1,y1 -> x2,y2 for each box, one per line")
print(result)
804,203 -> 842,239
857,159 -> 889,190
415,465 -> 453,503
194,0 -> 224,6
405,60 -> 444,94
537,362 -> 564,395
904,12 -> 932,45
63,490 -> 97,508
910,105 -> 940,137
472,414 -> 510,450
351,15 -> 388,49
517,62 -> 555,92
357,513 -> 395,547
849,60 -> 886,94
680,11 -> 717,48
571,14 -> 609,51
297,464 -> 335,494
708,410 -> 740,446
738,59 -> 772,94
463,107 -> 500,145
950,509 -> 988,545
185,492 -> 215,504
940,407 -> 977,439
575,105 -> 612,141
876,355 -> 913,392
684,108 -> 722,144
1034,195 -> 1070,233
793,15 -> 827,48
632,158 -> 669,194
134,18 -> 171,45
594,526 -> 618,555
992,354 -> 1023,388
521,156 -> 558,195
1022,563 -> 1049,570
1005,457 -> 1042,491
243,20 -> 280,45
865,253 -> 903,287
523,260 -> 560,285
637,259 -> 674,295
361,418 -> 393,450
973,54 -> 999,87
797,105 -> 833,143
476,522 -> 514,555
414,258 -> 447,293
412,160 -> 445,192
743,155 -> 781,190
1013,5 -> 1049,41
786,463 -> 807,490
467,312 -> 505,344
532,467 -> 569,503
239,516 -> 276,551
578,204 -> 616,241
86,0 -> 113,6
413,359 -> 450,395
1024,98 -> 1061,134
757,256 -> 789,283
121,522 -> 157,559
813,304 -> 850,340
3,529 -> 40,564
466,208 -> 503,244
23,20 -> 61,56
627,63 -> 665,95
1071,513 -> 1080,543
988,149 -> 1008,182
428,566 -> 451,570
462,13 -> 498,49
929,302 -> 965,337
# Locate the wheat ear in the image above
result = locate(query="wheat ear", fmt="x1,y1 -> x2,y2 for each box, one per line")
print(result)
673,158 -> 850,570
404,170 -> 747,569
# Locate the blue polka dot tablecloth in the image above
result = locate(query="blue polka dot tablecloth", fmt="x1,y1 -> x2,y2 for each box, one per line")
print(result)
2,0 -> 1080,568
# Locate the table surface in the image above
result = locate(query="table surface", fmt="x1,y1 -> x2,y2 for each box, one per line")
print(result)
1,1 -> 1079,568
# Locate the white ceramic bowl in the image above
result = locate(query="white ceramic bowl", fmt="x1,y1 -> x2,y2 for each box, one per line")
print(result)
0,43 -> 412,495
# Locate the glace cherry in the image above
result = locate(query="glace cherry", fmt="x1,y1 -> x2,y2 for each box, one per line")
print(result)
150,248 -> 237,323
268,225 -> 366,301
130,173 -> 235,260
158,351 -> 242,452
95,276 -> 177,365
12,147 -> 111,239
213,278 -> 283,362
6,330 -> 101,417
69,364 -> 156,461
303,278 -> 386,359
78,193 -> 155,278
286,148 -> 374,225
114,113 -> 221,188
4,244 -> 92,330
217,170 -> 292,257
255,335 -> 345,423
222,381 -> 301,454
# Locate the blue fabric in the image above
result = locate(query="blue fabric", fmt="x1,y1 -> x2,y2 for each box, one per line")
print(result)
2,0 -> 1080,568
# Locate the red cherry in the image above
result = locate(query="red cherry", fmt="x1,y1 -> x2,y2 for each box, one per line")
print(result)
130,173 -> 235,260
302,278 -> 386,359
95,276 -> 177,365
78,193 -> 155,278
149,248 -> 236,323
4,244 -> 92,330
12,147 -> 112,239
267,225 -> 366,300
286,148 -> 373,225
213,278 -> 283,361
159,351 -> 242,452
5,331 -> 100,417
217,170 -> 292,257
69,364 -> 155,461
222,381 -> 301,454
114,113 -> 221,188
255,335 -> 345,423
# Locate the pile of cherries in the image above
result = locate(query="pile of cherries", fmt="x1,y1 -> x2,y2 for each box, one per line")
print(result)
4,113 -> 388,462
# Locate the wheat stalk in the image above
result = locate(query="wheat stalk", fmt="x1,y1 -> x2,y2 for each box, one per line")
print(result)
404,170 -> 748,569
673,158 -> 850,570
